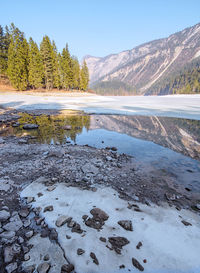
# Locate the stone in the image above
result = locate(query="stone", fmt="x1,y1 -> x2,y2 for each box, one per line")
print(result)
61,264 -> 74,273
55,215 -> 69,227
47,186 -> 56,191
71,222 -> 83,234
84,208 -> 109,230
19,208 -> 30,218
44,205 -> 53,212
23,265 -> 36,273
23,124 -> 39,129
132,257 -> 144,271
118,220 -> 133,231
0,210 -> 10,221
4,246 -> 14,263
23,219 -> 31,228
136,241 -> 143,249
108,237 -> 130,254
181,220 -> 192,226
81,163 -> 98,175
49,228 -> 58,240
0,180 -> 11,191
5,262 -> 17,273
24,254 -> 30,261
43,254 -> 50,261
90,252 -> 99,265
25,230 -> 34,238
66,235 -> 71,239
77,248 -> 85,255
99,237 -> 106,242
0,231 -> 15,240
26,197 -> 34,204
18,236 -> 24,244
106,156 -> 112,161
3,214 -> 23,232
37,262 -> 50,273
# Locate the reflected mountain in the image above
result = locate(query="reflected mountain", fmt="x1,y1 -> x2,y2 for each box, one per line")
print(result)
90,115 -> 200,160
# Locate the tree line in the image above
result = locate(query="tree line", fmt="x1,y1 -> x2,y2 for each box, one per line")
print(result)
0,23 -> 89,91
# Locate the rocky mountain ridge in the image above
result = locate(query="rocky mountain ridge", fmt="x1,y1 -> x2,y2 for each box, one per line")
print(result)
85,23 -> 200,95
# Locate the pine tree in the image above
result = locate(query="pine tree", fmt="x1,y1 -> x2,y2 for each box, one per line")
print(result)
40,36 -> 53,90
60,44 -> 72,90
7,24 -> 29,90
71,56 -> 80,89
28,37 -> 44,89
0,25 -> 10,77
80,60 -> 89,90
51,41 -> 61,89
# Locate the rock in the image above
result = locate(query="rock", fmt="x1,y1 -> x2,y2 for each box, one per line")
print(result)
81,163 -> 98,175
84,208 -> 109,230
18,138 -> 28,144
19,208 -> 30,218
77,248 -> 85,255
181,220 -> 192,226
47,186 -> 56,191
18,236 -> 24,244
24,254 -> 30,261
118,220 -> 133,231
23,219 -> 31,228
23,265 -> 36,273
61,264 -> 74,273
5,262 -> 17,273
25,230 -> 34,238
99,237 -> 106,242
44,205 -> 53,212
71,222 -> 83,234
23,124 -> 39,129
66,235 -> 71,239
132,257 -> 144,271
4,246 -> 14,263
195,204 -> 200,210
0,210 -> 10,221
43,254 -> 50,261
12,243 -> 21,254
0,231 -> 16,240
136,241 -> 143,249
90,252 -> 99,265
165,193 -> 176,201
38,192 -> 44,197
26,197 -> 34,204
3,214 -> 23,232
111,147 -> 117,151
108,237 -> 130,254
106,156 -> 112,161
55,215 -> 69,227
37,262 -> 50,273
62,125 -> 72,130
49,228 -> 58,240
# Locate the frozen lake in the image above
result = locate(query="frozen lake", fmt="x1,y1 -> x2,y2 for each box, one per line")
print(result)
1,93 -> 200,120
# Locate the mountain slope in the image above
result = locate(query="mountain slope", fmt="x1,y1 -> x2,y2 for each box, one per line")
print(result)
85,23 -> 200,95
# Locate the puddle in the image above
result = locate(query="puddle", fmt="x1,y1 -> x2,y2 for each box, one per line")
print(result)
1,113 -> 200,191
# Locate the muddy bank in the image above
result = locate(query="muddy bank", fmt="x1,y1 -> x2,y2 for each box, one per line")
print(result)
0,108 -> 200,272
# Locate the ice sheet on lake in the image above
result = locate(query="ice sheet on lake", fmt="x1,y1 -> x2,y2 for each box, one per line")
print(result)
1,93 -> 200,119
21,182 -> 200,273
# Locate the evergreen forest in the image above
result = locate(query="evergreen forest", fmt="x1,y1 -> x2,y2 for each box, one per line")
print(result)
0,23 -> 89,91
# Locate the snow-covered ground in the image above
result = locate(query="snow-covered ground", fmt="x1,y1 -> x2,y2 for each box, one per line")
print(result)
21,182 -> 200,273
1,93 -> 200,119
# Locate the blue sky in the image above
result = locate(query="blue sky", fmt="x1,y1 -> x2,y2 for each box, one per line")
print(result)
1,0 -> 200,60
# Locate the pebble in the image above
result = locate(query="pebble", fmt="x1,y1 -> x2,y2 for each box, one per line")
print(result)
43,205 -> 54,212
0,210 -> 10,221
25,230 -> 34,238
47,185 -> 56,191
43,254 -> 50,261
77,248 -> 85,255
23,265 -> 36,273
24,254 -> 30,261
0,231 -> 16,240
5,262 -> 17,273
23,219 -> 31,228
61,264 -> 74,273
90,252 -> 99,265
19,208 -> 30,218
37,262 -> 50,273
132,257 -> 144,271
26,197 -> 34,204
55,215 -> 69,227
136,241 -> 143,249
118,220 -> 133,231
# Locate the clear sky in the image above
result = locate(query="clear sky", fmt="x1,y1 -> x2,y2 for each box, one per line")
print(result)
1,0 -> 200,60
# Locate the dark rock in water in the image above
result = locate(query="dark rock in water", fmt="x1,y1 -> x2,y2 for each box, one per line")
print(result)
136,241 -> 143,249
23,124 -> 39,129
132,257 -> 144,271
118,220 -> 133,231
43,205 -> 53,212
61,264 -> 74,273
108,236 -> 130,254
181,220 -> 192,226
84,208 -> 109,230
90,252 -> 99,265
77,248 -> 85,255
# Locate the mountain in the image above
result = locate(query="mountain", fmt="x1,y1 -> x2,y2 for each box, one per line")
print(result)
85,23 -> 200,95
